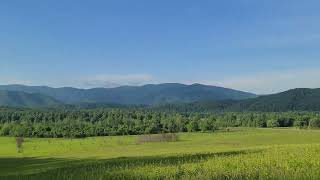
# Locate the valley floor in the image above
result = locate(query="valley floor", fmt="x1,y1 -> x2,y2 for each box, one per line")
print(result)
1,128 -> 320,179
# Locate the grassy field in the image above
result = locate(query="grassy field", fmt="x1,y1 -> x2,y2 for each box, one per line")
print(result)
1,128 -> 320,179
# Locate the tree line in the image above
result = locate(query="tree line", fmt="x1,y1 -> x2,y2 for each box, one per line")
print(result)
0,108 -> 320,138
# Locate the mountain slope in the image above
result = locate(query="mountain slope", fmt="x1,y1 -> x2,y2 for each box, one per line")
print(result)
0,84 -> 256,105
230,88 -> 320,111
153,88 -> 320,112
2,87 -> 320,111
0,90 -> 62,107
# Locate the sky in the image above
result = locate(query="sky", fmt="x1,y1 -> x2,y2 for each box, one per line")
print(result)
1,0 -> 320,94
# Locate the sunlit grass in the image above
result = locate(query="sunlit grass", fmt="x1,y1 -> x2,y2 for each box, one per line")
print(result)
1,128 -> 320,179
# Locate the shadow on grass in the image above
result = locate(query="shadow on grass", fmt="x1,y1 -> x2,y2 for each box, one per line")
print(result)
0,149 -> 263,180
0,157 -> 82,176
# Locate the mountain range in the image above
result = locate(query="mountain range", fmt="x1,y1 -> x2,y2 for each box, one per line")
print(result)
0,83 -> 256,106
157,88 -> 320,112
1,84 -> 320,112
230,88 -> 320,111
0,90 -> 61,108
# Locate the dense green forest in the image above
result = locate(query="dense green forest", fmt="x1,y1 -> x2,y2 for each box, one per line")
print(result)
0,107 -> 320,138
1,88 -> 320,138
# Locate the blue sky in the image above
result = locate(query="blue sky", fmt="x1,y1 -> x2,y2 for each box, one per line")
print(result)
1,0 -> 320,94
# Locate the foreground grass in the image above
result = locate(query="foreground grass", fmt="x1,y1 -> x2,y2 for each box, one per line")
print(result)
1,128 -> 320,179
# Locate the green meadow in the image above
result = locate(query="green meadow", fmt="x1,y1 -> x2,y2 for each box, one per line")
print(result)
1,128 -> 320,179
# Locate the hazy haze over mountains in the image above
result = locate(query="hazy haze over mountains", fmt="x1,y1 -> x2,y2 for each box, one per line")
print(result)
0,83 -> 256,106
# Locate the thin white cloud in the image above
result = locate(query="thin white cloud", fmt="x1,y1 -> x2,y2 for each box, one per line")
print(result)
80,74 -> 155,88
0,78 -> 34,86
74,69 -> 320,93
0,74 -> 155,89
2,70 -> 320,95
202,68 -> 320,94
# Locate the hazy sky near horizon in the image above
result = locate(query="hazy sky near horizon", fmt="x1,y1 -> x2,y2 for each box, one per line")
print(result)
1,0 -> 320,94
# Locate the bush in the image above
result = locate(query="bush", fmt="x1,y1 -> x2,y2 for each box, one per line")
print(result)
187,120 -> 199,132
11,124 -> 30,137
267,119 -> 280,128
0,123 -> 12,136
199,119 -> 217,132
294,117 -> 309,129
277,117 -> 294,127
15,137 -> 24,153
136,133 -> 179,144
309,118 -> 320,129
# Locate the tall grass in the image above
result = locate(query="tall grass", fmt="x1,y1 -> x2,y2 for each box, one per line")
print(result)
2,128 -> 320,179
2,145 -> 320,180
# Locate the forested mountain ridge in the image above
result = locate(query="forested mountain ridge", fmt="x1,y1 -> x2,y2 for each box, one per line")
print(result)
2,85 -> 320,112
229,88 -> 320,112
0,90 -> 62,107
0,83 -> 256,105
148,88 -> 320,112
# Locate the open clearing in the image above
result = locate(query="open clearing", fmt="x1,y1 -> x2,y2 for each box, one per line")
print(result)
1,128 -> 320,179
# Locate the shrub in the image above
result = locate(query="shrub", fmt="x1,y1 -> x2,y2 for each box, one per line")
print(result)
277,117 -> 294,127
136,133 -> 179,144
267,119 -> 280,128
0,123 -> 12,136
199,119 -> 217,132
15,137 -> 24,153
11,124 -> 29,137
309,118 -> 320,129
187,120 -> 199,132
294,117 -> 309,129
